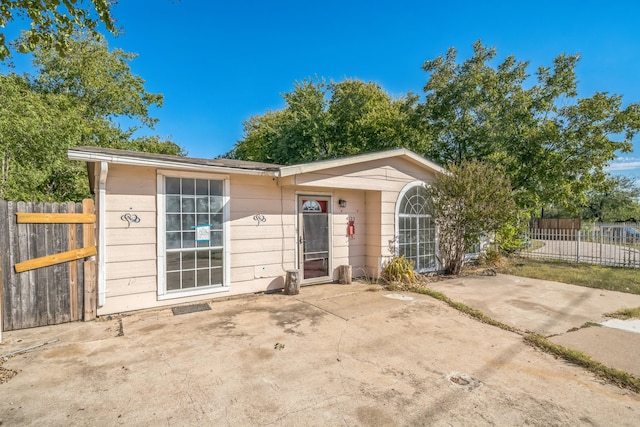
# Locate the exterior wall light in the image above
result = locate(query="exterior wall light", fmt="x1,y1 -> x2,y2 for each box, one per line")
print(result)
338,199 -> 347,208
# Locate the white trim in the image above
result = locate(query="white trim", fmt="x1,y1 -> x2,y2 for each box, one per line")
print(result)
223,178 -> 231,289
97,161 -> 108,307
158,285 -> 229,301
157,169 -> 230,180
156,173 -> 166,297
279,148 -> 446,177
68,149 -> 277,177
156,171 -> 231,299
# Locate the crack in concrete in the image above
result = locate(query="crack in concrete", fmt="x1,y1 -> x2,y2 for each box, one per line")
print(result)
292,296 -> 350,321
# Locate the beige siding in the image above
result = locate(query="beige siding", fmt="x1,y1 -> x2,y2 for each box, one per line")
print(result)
106,276 -> 156,297
106,228 -> 156,245
101,164 -> 157,315
286,157 -> 437,191
106,244 -> 156,263
284,157 -> 438,278
100,275 -> 286,314
329,189 -> 366,279
98,156 -> 437,315
227,175 -> 294,293
106,259 -> 156,281
380,190 -> 400,265
100,168 -> 301,316
365,191 -> 382,278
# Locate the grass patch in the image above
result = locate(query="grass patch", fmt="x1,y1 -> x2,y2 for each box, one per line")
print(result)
567,322 -> 602,333
409,284 -> 519,334
496,257 -> 640,294
604,306 -> 640,320
524,334 -> 640,394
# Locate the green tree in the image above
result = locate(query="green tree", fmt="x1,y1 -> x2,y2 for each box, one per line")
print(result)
326,79 -> 428,157
0,0 -> 116,59
426,160 -> 517,274
0,33 -> 183,201
0,72 -> 87,200
421,40 -> 640,211
227,78 -> 426,165
581,176 -> 640,222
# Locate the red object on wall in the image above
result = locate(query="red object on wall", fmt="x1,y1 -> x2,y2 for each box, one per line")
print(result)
348,218 -> 355,236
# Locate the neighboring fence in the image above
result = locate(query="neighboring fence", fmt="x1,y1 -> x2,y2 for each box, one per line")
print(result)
518,222 -> 640,268
0,199 -> 96,332
530,217 -> 581,231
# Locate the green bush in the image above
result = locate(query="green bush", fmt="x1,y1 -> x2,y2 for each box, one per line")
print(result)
495,213 -> 530,255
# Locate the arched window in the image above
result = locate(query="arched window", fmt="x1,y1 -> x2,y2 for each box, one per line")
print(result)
397,184 -> 437,272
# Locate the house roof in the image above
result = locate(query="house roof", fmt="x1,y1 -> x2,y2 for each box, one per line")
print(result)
278,147 -> 446,176
68,146 -> 281,176
68,146 -> 445,177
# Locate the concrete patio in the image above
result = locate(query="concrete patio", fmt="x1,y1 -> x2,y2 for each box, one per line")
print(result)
0,279 -> 638,426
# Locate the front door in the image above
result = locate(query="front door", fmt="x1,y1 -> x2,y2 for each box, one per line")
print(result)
298,196 -> 331,281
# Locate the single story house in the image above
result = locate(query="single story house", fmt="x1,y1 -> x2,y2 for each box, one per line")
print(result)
68,146 -> 445,315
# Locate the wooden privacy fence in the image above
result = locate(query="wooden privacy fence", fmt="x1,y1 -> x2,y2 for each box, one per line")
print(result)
0,199 -> 97,332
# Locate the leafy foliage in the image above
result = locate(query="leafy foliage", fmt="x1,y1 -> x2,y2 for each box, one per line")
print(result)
0,0 -> 116,60
580,176 -> 640,222
495,212 -> 531,255
230,41 -> 640,215
426,160 -> 517,274
421,40 -> 640,211
0,33 -> 183,201
227,78 -> 427,164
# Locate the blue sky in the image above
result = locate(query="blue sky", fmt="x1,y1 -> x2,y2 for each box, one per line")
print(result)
7,1 -> 640,179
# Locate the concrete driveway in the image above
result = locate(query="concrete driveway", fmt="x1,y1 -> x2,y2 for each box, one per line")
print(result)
1,281 -> 639,426
428,274 -> 640,377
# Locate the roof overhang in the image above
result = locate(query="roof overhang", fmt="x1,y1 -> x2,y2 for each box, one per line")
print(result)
68,148 -> 279,177
278,148 -> 446,177
68,146 -> 445,179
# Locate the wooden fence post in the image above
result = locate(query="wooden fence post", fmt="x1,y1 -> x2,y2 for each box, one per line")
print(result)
83,260 -> 97,321
82,199 -> 96,320
68,202 -> 78,321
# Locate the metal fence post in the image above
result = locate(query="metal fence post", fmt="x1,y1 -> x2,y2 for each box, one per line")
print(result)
599,226 -> 603,265
576,228 -> 580,263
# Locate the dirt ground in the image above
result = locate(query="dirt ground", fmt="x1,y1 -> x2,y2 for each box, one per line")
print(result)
0,282 -> 639,426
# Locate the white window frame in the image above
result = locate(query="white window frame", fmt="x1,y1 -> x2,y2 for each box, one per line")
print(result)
395,181 -> 438,273
157,169 -> 231,300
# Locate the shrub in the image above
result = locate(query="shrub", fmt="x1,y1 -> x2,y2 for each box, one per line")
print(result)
495,212 -> 530,255
382,256 -> 415,286
426,160 -> 517,275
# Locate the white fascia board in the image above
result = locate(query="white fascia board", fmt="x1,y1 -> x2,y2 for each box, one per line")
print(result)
277,148 -> 446,177
67,150 -> 278,177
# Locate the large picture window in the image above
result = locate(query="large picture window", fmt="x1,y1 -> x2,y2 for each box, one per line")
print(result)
397,184 -> 437,272
163,176 -> 226,294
